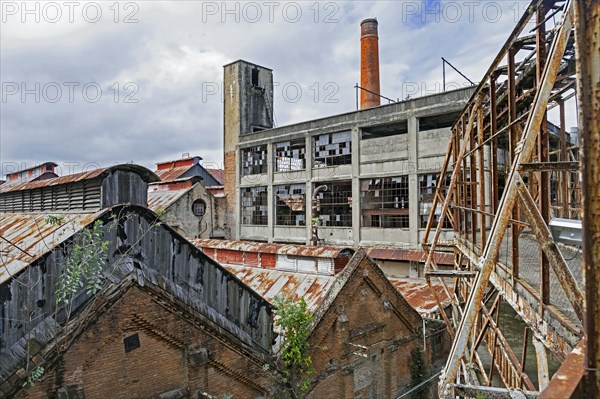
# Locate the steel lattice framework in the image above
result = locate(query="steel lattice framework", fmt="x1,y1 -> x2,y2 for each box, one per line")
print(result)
421,0 -> 599,397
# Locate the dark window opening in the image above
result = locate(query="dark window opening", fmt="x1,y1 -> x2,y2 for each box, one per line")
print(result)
275,184 -> 306,226
361,176 -> 409,228
241,186 -> 268,225
241,145 -> 268,175
251,68 -> 259,86
419,173 -> 452,228
361,121 -> 408,139
431,332 -> 443,361
252,126 -> 268,132
418,111 -> 461,132
192,199 -> 206,217
275,138 -> 306,171
313,131 -> 352,167
314,180 -> 352,227
124,333 -> 141,353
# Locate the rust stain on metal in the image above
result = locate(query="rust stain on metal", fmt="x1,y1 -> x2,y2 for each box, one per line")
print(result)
365,247 -> 454,265
0,164 -> 159,194
147,187 -> 193,211
388,277 -> 451,316
191,238 -> 354,260
539,339 -> 585,398
0,210 -> 106,284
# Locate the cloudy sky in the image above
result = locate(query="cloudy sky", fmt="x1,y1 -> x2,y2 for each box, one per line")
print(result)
1,0 -> 547,176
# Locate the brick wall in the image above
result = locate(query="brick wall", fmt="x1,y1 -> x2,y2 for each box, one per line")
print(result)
17,286 -> 274,399
307,256 -> 436,399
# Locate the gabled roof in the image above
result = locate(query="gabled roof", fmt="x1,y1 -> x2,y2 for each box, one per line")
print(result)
310,250 -> 423,333
0,164 -> 159,194
0,271 -> 272,396
224,256 -> 450,318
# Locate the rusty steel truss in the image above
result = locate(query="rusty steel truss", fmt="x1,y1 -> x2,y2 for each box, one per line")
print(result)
421,0 -> 599,397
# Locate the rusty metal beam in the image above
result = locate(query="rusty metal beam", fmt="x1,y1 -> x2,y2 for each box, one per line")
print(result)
539,339 -> 585,399
518,161 -> 579,171
515,176 -> 585,322
439,3 -> 575,395
574,0 -> 600,396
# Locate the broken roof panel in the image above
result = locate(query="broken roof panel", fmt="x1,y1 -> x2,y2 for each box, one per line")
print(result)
0,210 -> 106,284
192,239 -> 355,259
154,165 -> 192,182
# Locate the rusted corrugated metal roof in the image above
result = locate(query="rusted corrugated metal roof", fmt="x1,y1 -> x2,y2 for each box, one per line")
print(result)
224,265 -> 336,312
388,277 -> 451,315
365,247 -> 454,265
0,210 -> 106,284
205,168 -> 224,185
155,166 -> 190,182
0,164 -> 159,194
191,239 -> 355,259
207,187 -> 224,198
224,263 -> 447,316
147,187 -> 192,211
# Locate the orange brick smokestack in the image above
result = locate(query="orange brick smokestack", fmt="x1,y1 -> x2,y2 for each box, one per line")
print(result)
360,18 -> 380,110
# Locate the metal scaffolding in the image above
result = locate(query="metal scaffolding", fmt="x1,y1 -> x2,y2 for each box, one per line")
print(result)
421,0 -> 599,397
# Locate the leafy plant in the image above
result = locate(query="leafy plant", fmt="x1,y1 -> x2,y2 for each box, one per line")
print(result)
273,296 -> 314,399
45,215 -> 65,226
22,365 -> 44,388
55,220 -> 111,317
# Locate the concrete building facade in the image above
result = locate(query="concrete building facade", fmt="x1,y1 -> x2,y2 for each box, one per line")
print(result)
223,61 -> 475,250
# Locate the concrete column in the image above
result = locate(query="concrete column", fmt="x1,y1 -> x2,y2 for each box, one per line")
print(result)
352,127 -> 361,245
267,142 -> 274,243
305,135 -> 313,244
408,116 -> 419,244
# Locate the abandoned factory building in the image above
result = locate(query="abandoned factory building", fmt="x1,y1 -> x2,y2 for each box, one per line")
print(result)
198,244 -> 450,398
0,165 -> 275,398
221,19 -> 477,277
148,155 -> 227,239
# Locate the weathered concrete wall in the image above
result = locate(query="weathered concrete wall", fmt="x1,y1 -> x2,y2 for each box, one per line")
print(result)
162,184 -> 227,239
17,286 -> 275,399
229,85 -> 476,247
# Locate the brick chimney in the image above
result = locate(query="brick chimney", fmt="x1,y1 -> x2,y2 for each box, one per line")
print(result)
360,18 -> 380,110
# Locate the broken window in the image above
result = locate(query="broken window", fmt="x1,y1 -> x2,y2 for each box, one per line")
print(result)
241,145 -> 268,175
313,131 -> 352,167
418,111 -> 461,132
361,121 -> 408,139
191,199 -> 206,217
241,186 -> 268,225
275,184 -> 306,226
275,138 -> 306,171
419,173 -> 452,228
361,176 -> 409,228
313,180 -> 352,227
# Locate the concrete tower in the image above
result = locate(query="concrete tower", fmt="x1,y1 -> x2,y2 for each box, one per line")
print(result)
223,60 -> 274,238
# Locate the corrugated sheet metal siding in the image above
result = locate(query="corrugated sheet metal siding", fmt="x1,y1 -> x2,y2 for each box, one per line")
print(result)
317,258 -> 333,274
0,179 -> 102,212
101,170 -> 148,208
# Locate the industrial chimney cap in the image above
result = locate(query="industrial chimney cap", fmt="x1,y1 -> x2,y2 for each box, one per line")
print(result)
360,18 -> 378,38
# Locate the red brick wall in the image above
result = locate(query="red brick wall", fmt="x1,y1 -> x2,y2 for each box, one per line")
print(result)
17,286 -> 274,399
244,252 -> 259,267
307,257 -> 430,399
